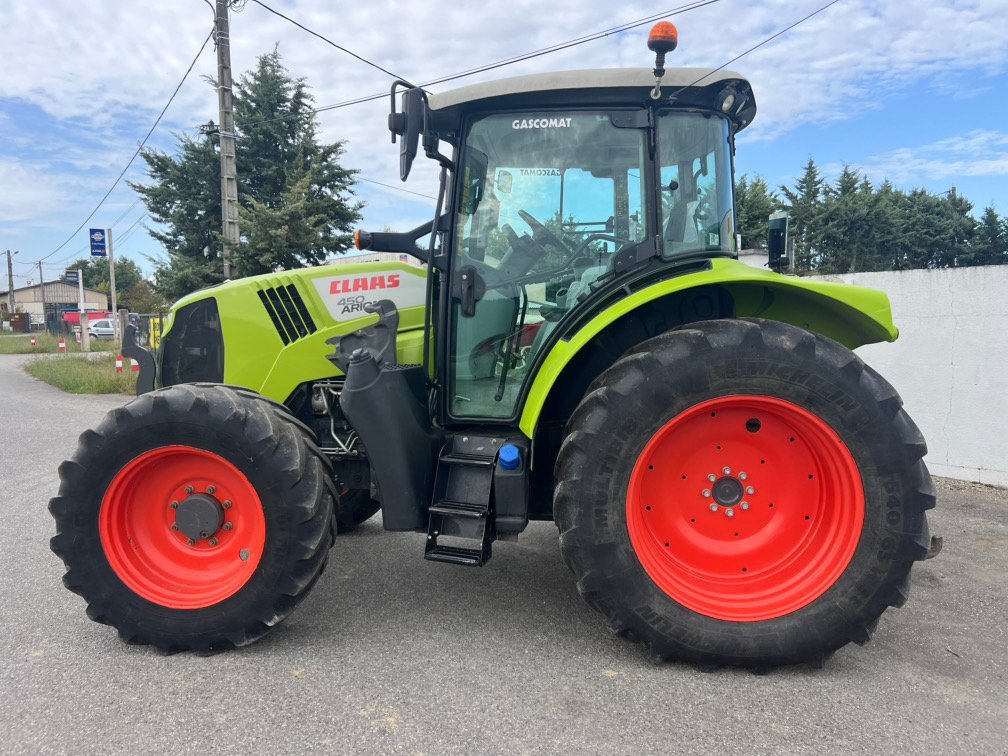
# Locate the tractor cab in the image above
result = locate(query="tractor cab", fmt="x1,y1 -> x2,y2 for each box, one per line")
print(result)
362,53 -> 756,426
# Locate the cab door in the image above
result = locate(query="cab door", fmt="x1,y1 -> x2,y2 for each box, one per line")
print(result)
445,110 -> 652,421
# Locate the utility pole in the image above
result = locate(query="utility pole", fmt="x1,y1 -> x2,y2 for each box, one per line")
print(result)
215,0 -> 239,279
5,249 -> 15,317
107,227 -> 119,344
37,261 -> 47,333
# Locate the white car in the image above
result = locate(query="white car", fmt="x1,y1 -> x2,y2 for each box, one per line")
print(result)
87,319 -> 116,340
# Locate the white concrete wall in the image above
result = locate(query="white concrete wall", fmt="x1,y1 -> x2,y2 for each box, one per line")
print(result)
810,266 -> 1008,487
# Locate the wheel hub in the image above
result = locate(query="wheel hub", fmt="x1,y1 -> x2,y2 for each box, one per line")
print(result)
711,476 -> 744,507
174,492 -> 225,541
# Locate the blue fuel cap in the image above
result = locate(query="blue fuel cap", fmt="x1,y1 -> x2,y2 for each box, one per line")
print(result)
499,444 -> 521,471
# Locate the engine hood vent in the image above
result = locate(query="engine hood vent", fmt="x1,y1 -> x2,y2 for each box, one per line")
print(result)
257,282 -> 318,345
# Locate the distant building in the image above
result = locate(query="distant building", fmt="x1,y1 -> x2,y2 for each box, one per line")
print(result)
5,281 -> 107,330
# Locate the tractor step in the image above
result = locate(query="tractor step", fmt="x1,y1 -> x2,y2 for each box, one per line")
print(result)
425,499 -> 493,565
424,436 -> 502,566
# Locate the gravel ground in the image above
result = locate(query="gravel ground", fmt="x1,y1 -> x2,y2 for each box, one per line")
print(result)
1,354 -> 1006,755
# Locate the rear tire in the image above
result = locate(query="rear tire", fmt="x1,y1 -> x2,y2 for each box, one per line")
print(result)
554,318 -> 935,667
49,384 -> 335,651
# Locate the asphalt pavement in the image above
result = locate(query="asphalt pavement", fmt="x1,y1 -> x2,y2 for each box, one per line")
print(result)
1,353 -> 1006,754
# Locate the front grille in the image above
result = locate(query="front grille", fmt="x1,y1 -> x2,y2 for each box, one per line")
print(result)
160,298 -> 224,385
258,284 -> 317,345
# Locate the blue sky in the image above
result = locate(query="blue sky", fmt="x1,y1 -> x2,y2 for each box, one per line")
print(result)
2,0 -> 1006,289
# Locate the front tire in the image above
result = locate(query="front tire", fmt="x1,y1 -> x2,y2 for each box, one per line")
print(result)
554,319 -> 935,667
49,384 -> 335,651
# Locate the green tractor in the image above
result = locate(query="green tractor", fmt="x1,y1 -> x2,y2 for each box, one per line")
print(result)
50,23 -> 937,666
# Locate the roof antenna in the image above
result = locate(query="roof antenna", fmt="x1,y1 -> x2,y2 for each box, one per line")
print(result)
647,22 -> 679,100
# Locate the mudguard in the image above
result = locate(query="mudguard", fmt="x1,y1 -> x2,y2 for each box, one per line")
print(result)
519,257 -> 898,437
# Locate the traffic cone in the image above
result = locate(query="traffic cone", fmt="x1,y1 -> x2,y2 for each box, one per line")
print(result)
30,336 -> 36,347
131,359 -> 140,373
58,338 -> 66,353
115,355 -> 124,374
75,330 -> 81,343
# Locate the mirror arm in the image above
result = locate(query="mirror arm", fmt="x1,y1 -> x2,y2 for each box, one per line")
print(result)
356,218 -> 443,264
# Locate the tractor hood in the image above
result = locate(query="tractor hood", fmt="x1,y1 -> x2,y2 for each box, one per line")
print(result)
160,260 -> 429,402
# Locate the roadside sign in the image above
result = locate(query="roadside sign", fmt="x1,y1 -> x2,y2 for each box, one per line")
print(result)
89,228 -> 107,258
64,269 -> 80,285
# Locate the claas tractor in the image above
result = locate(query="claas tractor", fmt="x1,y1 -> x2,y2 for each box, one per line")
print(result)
50,23 -> 937,667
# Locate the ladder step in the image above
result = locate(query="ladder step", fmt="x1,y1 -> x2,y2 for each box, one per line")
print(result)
425,545 -> 484,566
429,500 -> 487,519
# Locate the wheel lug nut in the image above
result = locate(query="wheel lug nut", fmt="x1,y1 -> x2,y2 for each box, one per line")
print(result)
725,508 -> 735,518
208,537 -> 218,546
739,472 -> 747,480
707,473 -> 716,483
222,500 -> 232,510
186,538 -> 196,546
171,524 -> 179,531
702,489 -> 712,498
740,501 -> 750,510
170,500 -> 179,509
185,486 -> 194,495
709,503 -> 719,512
722,467 -> 731,475
746,486 -> 755,495
223,522 -> 233,531
207,485 -> 216,495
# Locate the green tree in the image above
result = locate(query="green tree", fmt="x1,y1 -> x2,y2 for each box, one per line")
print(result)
780,158 -> 825,272
132,48 -> 361,298
120,280 -> 170,314
130,132 -> 223,301
734,175 -> 780,250
972,206 -> 1007,266
232,49 -> 361,276
67,257 -> 144,295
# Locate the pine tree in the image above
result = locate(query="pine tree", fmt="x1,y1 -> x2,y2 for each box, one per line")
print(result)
734,175 -> 779,250
131,132 -> 224,301
973,206 -> 1008,266
780,158 -> 824,272
132,48 -> 362,299
232,49 -> 361,276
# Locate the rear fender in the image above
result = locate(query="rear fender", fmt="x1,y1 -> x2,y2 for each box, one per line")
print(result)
519,258 -> 898,437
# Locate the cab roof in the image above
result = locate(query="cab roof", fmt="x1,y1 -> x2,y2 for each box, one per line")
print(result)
427,67 -> 756,132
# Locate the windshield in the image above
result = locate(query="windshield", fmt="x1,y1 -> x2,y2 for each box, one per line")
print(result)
657,112 -> 734,258
450,110 -> 649,418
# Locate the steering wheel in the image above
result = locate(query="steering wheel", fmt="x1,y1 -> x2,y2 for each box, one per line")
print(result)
518,209 -> 570,254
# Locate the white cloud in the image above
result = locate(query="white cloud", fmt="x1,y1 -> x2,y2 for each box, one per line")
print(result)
0,158 -> 68,224
822,129 -> 1008,185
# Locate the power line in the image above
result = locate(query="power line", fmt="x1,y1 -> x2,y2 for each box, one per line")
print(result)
665,0 -> 844,99
247,0 -> 407,81
357,176 -> 437,200
36,27 -> 215,264
236,0 -> 720,131
44,209 -> 150,268
109,198 -> 143,229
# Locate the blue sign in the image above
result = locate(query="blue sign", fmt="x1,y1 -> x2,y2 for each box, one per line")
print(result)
64,269 -> 80,285
89,228 -> 107,258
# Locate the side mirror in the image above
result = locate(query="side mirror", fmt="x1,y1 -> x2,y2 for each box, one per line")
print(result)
767,211 -> 792,273
388,83 -> 425,181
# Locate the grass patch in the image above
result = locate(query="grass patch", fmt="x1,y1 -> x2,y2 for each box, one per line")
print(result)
0,333 -> 117,354
24,354 -> 138,394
